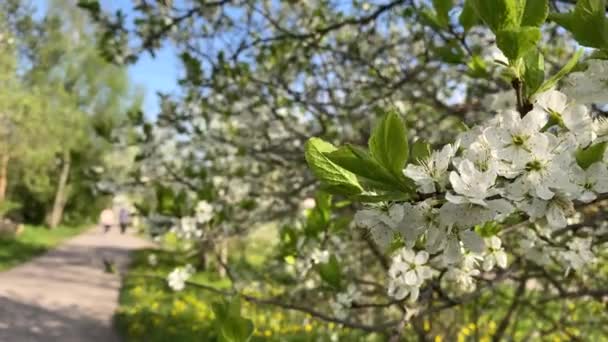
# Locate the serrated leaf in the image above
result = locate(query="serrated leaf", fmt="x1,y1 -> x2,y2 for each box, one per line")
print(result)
325,145 -> 398,186
576,142 -> 607,169
523,49 -> 545,96
496,26 -> 541,61
471,0 -> 520,32
536,49 -> 583,94
305,138 -> 363,195
368,111 -> 409,177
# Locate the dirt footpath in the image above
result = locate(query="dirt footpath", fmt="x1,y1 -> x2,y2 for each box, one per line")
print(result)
0,227 -> 152,342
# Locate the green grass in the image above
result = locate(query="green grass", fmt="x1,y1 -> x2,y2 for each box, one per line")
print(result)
116,248 -> 379,342
0,224 -> 89,271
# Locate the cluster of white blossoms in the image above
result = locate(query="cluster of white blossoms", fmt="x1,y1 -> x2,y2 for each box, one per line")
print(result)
170,200 -> 214,241
330,284 -> 362,320
167,264 -> 195,291
171,217 -> 203,241
356,85 -> 608,302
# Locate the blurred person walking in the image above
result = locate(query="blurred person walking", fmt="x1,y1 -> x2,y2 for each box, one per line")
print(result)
118,207 -> 131,234
99,208 -> 115,233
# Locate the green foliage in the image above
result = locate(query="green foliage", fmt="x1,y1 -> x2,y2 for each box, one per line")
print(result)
317,255 -> 342,289
326,145 -> 401,189
536,49 -> 583,94
551,0 -> 608,49
212,298 -> 254,342
422,0 -> 454,29
471,0 -> 519,32
576,142 -> 607,170
475,221 -> 502,237
496,26 -> 541,61
369,111 -> 410,178
117,249 -> 372,342
459,0 -> 479,32
0,200 -> 21,218
521,0 -> 548,27
306,111 -> 415,202
522,49 -> 545,97
304,138 -> 363,196
410,139 -> 432,165
0,1 -> 140,226
0,224 -> 88,271
466,55 -> 489,78
472,0 -> 548,61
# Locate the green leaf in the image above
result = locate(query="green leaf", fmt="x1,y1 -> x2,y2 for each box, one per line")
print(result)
410,139 -> 432,165
522,49 -> 545,97
521,0 -> 548,27
589,49 -> 608,60
466,55 -> 489,78
496,26 -> 541,61
550,0 -> 608,49
460,0 -> 479,32
318,255 -> 342,289
420,10 -> 443,30
325,144 -> 398,186
368,111 -> 409,177
77,0 -> 101,14
434,44 -> 465,64
433,0 -> 454,28
212,298 -> 255,342
305,138 -> 363,195
471,0 -> 520,32
475,221 -> 502,237
536,49 -> 583,94
576,142 -> 607,169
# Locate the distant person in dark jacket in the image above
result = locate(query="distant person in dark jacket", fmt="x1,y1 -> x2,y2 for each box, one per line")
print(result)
118,208 -> 131,234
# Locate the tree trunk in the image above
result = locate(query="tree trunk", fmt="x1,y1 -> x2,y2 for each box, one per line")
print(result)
0,154 -> 9,202
48,151 -> 71,229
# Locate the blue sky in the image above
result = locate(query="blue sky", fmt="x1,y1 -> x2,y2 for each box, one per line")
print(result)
33,0 -> 180,116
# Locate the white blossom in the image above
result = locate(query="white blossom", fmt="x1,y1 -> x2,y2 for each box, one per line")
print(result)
310,249 -> 330,264
390,201 -> 436,246
485,109 -> 547,172
562,237 -> 596,271
167,264 -> 195,291
387,248 -> 433,301
483,236 -> 508,271
195,200 -> 214,224
447,159 -> 497,206
562,59 -> 608,105
331,285 -> 361,319
569,162 -> 608,203
403,143 -> 457,193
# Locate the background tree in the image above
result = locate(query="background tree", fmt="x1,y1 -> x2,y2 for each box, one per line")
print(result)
0,0 -> 141,227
